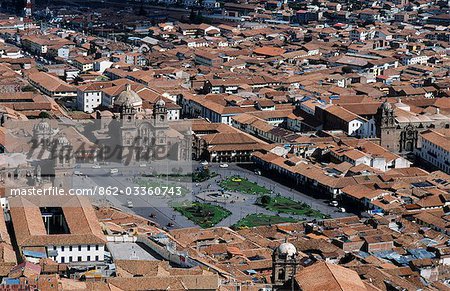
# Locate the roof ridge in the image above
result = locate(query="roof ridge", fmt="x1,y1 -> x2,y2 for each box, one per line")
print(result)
326,263 -> 345,291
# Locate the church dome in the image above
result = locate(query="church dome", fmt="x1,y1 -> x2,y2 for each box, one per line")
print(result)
34,120 -> 51,133
114,84 -> 142,108
156,98 -> 166,107
381,101 -> 392,111
276,242 -> 297,257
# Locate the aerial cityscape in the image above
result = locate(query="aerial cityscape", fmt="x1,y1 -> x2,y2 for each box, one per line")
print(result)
0,0 -> 448,290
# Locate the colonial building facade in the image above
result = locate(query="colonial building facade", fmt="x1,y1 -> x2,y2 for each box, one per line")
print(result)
376,101 -> 450,153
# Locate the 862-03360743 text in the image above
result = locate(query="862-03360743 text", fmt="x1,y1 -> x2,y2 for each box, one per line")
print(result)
8,186 -> 184,196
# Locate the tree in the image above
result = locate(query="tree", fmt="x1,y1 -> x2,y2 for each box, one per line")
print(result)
260,195 -> 271,205
21,85 -> 36,92
38,111 -> 51,119
189,8 -> 196,22
137,5 -> 147,16
342,66 -> 353,74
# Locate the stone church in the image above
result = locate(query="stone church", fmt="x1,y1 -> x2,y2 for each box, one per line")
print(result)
375,100 -> 450,153
93,84 -> 191,165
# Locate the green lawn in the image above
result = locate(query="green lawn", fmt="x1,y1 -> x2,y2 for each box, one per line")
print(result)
257,195 -> 328,219
232,214 -> 297,229
173,202 -> 231,228
192,170 -> 218,182
220,176 -> 270,195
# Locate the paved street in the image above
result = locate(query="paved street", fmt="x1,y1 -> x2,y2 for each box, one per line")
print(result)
72,164 -> 196,229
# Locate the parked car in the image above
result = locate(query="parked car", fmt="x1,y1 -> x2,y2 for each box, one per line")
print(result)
219,163 -> 229,168
329,200 -> 339,207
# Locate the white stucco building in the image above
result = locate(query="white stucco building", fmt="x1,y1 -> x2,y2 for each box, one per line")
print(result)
416,129 -> 450,174
9,196 -> 106,266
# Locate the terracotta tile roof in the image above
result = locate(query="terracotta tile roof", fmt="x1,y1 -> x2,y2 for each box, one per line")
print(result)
295,261 -> 367,291
9,196 -> 105,248
324,105 -> 366,122
341,184 -> 389,200
253,46 -> 286,57
28,72 -> 75,93
420,129 -> 450,152
108,276 -> 195,290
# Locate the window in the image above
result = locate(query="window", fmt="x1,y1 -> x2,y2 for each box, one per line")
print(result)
61,246 -> 64,251
69,257 -> 72,262
87,245 -> 90,251
87,256 -> 91,261
69,246 -> 72,251
95,256 -> 99,261
95,245 -> 99,251
78,246 -> 81,251
61,257 -> 65,263
78,256 -> 82,262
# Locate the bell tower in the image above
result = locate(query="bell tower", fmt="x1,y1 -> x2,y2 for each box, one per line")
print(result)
272,241 -> 299,287
376,101 -> 397,152
152,99 -> 168,160
153,99 -> 168,128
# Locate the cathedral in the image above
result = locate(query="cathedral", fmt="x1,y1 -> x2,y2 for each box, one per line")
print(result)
93,84 -> 191,165
0,119 -> 80,190
0,85 -> 192,191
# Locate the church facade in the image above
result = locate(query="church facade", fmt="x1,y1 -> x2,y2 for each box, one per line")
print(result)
376,101 -> 450,153
95,84 -> 191,165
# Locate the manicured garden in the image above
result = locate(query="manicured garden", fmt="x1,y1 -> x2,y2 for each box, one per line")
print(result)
192,168 -> 218,182
172,202 -> 231,228
257,195 -> 328,219
232,214 -> 297,229
220,176 -> 270,195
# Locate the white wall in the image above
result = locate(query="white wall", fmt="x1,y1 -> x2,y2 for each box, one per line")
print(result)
348,119 -> 364,136
49,244 -> 105,264
167,109 -> 180,121
94,61 -> 113,74
417,138 -> 450,174
77,91 -> 102,113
